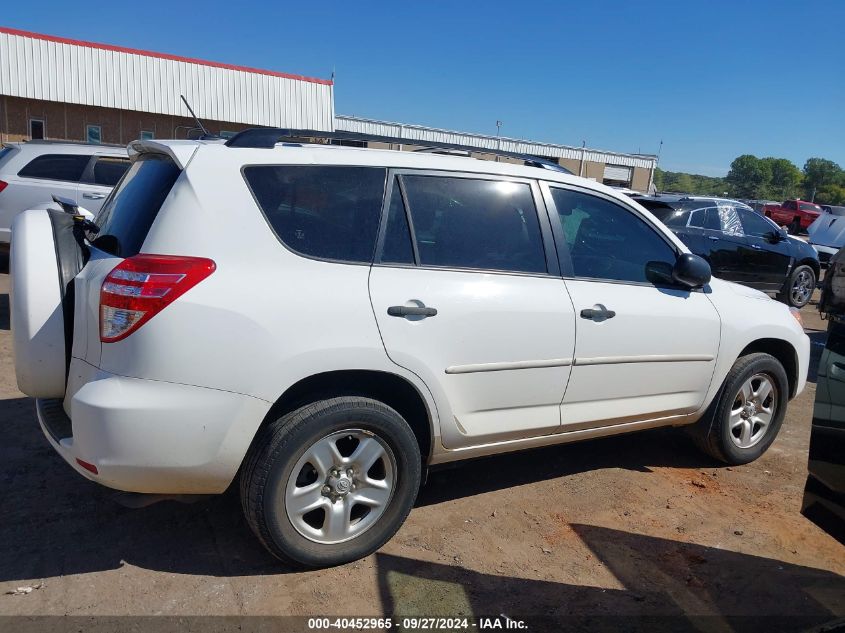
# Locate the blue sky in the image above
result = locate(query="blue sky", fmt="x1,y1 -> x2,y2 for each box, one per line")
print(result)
3,1 -> 843,176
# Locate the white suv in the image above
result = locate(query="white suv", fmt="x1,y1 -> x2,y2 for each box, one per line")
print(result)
11,132 -> 809,568
0,141 -> 129,243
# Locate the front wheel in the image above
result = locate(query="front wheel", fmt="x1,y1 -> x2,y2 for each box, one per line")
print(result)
780,264 -> 816,308
788,218 -> 802,235
240,397 -> 422,568
690,353 -> 788,465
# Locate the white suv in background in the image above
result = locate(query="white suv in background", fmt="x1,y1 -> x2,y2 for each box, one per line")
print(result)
0,140 -> 129,243
11,131 -> 809,568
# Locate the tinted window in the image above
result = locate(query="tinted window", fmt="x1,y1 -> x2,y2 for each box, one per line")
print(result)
739,208 -> 777,237
800,203 -> 822,212
784,201 -> 797,210
550,188 -> 676,284
245,166 -> 386,263
688,207 -> 722,231
380,179 -> 415,264
94,154 -> 181,257
401,175 -> 547,274
645,204 -> 687,227
83,156 -> 130,187
18,154 -> 90,182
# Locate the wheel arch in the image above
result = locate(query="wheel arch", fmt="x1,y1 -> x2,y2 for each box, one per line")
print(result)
253,370 -> 435,464
738,338 -> 799,398
797,257 -> 821,279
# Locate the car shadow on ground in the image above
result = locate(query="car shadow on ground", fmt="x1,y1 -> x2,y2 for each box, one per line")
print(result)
0,393 -> 827,592
0,294 -> 9,330
374,530 -> 845,632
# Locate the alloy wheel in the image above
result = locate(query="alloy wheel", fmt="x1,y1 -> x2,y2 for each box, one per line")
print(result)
791,269 -> 814,306
285,429 -> 396,544
728,373 -> 777,449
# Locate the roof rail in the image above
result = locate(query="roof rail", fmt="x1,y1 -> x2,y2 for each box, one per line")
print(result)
224,127 -> 574,174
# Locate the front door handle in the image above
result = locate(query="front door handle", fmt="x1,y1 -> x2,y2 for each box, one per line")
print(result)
580,305 -> 616,321
387,305 -> 438,318
751,244 -> 762,250
82,192 -> 106,200
708,235 -> 719,241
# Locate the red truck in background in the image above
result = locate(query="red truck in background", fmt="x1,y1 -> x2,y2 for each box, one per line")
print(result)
763,199 -> 823,234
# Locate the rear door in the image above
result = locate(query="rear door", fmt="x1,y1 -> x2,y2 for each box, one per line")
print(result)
78,154 -> 131,213
368,171 -> 576,448
737,207 -> 793,291
543,184 -> 720,430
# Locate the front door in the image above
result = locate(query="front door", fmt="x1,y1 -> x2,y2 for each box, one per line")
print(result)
369,172 -> 576,448
736,207 -> 793,292
542,184 -> 721,430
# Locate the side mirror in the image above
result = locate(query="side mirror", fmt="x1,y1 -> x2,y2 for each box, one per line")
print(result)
768,228 -> 787,243
672,253 -> 711,289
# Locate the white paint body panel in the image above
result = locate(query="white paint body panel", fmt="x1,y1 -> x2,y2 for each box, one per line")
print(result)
10,140 -> 810,493
369,267 -> 576,447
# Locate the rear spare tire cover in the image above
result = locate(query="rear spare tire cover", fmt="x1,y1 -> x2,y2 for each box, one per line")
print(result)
10,209 -> 82,398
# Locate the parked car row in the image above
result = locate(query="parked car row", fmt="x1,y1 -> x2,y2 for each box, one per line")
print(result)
633,195 -> 820,308
10,131 -> 808,567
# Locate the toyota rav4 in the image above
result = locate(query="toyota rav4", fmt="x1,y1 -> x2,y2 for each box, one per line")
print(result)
11,131 -> 810,568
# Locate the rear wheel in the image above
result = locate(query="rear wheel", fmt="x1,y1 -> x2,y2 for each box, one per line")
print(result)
779,264 -> 815,308
690,353 -> 788,465
241,396 -> 421,568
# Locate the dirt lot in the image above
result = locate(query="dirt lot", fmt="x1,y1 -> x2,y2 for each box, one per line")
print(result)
1,270 -> 843,629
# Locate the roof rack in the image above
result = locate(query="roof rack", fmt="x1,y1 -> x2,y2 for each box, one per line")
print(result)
224,127 -> 574,175
17,139 -> 125,148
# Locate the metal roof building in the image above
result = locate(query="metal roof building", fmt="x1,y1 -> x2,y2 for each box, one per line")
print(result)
0,26 -> 655,191
0,26 -> 334,142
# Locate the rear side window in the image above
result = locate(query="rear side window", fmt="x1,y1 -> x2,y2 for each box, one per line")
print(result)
84,156 -> 131,187
688,208 -> 722,231
18,154 -> 90,182
94,154 -> 181,257
644,204 -> 687,227
244,166 -> 386,263
400,175 -> 547,274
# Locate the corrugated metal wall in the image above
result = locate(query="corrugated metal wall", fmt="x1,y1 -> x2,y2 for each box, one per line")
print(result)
0,29 -> 335,131
335,115 -> 656,169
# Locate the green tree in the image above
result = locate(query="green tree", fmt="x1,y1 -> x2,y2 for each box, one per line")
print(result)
761,157 -> 802,199
726,155 -> 771,199
816,184 -> 845,206
803,158 -> 843,200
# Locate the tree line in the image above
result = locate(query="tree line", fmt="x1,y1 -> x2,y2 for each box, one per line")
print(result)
653,156 -> 845,205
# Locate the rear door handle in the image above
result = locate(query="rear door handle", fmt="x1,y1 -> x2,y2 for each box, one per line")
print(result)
82,192 -> 106,200
580,306 -> 616,321
387,305 -> 438,318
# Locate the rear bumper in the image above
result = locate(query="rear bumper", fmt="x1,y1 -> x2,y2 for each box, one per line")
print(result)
38,361 -> 271,494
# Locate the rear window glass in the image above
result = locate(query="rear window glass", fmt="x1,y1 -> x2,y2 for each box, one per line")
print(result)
84,156 -> 131,187
243,166 -> 387,263
18,154 -> 90,182
94,154 -> 181,257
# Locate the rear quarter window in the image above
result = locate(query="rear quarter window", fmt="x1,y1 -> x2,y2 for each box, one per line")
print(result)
93,154 -> 181,257
243,166 -> 387,263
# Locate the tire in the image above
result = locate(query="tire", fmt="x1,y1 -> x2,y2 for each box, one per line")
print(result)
240,396 -> 422,568
690,353 -> 788,465
788,218 -> 802,235
779,264 -> 816,308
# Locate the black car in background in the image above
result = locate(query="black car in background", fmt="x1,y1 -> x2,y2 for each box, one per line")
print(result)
635,195 -> 820,308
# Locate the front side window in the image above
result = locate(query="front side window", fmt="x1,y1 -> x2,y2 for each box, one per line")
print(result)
739,208 -> 777,237
784,201 -> 797,210
400,175 -> 547,274
800,202 -> 822,212
244,166 -> 386,263
18,154 -> 90,182
550,187 -> 676,284
84,156 -> 131,187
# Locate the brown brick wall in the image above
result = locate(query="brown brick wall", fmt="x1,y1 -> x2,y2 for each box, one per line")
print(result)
0,96 -> 251,145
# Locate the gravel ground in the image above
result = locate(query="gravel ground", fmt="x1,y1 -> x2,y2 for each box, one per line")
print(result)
0,270 -> 843,628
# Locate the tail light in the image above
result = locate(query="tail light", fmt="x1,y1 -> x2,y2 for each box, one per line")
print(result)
100,254 -> 216,342
0,180 -> 7,193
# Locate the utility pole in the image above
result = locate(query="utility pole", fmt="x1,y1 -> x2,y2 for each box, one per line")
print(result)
579,140 -> 586,177
495,120 -> 503,162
